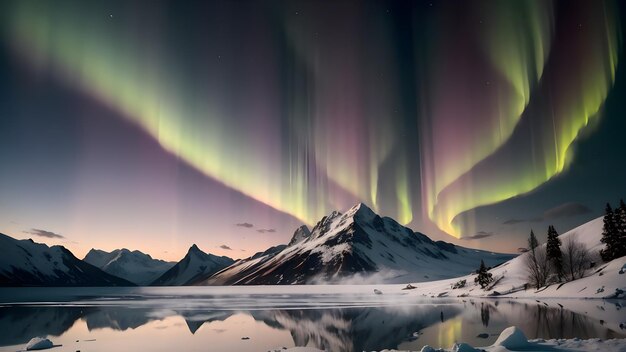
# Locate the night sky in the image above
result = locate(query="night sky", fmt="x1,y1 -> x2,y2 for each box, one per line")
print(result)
1,0 -> 625,261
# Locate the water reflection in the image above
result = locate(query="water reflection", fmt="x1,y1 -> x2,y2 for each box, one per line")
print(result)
0,298 -> 623,351
480,302 -> 491,327
251,305 -> 462,351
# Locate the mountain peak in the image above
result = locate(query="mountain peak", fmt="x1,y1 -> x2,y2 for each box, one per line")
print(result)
345,202 -> 377,222
151,245 -> 235,286
288,225 -> 311,246
352,202 -> 370,210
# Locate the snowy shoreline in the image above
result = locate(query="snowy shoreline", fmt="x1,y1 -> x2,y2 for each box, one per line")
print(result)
387,217 -> 626,302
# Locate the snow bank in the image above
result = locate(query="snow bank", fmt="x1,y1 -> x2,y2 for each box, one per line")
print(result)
25,337 -> 53,350
492,326 -> 529,349
396,216 -> 626,299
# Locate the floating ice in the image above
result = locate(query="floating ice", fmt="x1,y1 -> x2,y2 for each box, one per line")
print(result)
25,337 -> 53,350
493,326 -> 530,349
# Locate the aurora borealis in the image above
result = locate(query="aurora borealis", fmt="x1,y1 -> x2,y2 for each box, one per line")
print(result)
1,0 -> 625,260
421,0 -> 619,237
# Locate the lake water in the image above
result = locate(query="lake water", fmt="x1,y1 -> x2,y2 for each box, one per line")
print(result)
0,286 -> 624,352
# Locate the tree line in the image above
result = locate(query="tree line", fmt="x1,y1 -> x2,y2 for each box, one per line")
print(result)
524,200 -> 626,289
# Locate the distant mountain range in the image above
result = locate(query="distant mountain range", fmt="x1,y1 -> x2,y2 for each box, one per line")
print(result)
201,203 -> 515,285
0,233 -> 133,287
83,248 -> 175,285
0,203 -> 516,286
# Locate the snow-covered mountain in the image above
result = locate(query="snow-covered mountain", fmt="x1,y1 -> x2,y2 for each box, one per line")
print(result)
0,233 -> 134,287
83,248 -> 175,285
201,203 -> 515,285
150,244 -> 234,286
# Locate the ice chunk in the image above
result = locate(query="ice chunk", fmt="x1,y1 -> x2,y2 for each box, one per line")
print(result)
451,342 -> 480,352
25,337 -> 53,350
493,326 -> 529,349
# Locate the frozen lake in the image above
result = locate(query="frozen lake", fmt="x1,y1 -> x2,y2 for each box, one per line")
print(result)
0,286 -> 624,351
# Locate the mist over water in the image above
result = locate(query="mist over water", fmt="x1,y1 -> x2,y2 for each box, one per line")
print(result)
0,287 -> 623,352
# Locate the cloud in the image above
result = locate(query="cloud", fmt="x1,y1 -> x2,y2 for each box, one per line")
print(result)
235,222 -> 254,228
543,202 -> 591,220
502,219 -> 526,225
503,202 -> 591,225
23,228 -> 64,239
462,231 -> 494,240
219,244 -> 232,250
518,247 -> 530,253
256,228 -> 276,233
502,216 -> 542,225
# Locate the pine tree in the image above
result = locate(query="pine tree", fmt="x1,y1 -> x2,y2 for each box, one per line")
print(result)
528,230 -> 539,253
546,225 -> 563,281
601,202 -> 626,261
617,199 -> 626,233
618,200 -> 626,258
474,259 -> 493,289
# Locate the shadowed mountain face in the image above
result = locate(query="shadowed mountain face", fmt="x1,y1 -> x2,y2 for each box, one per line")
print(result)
0,234 -> 134,287
203,203 -> 515,285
